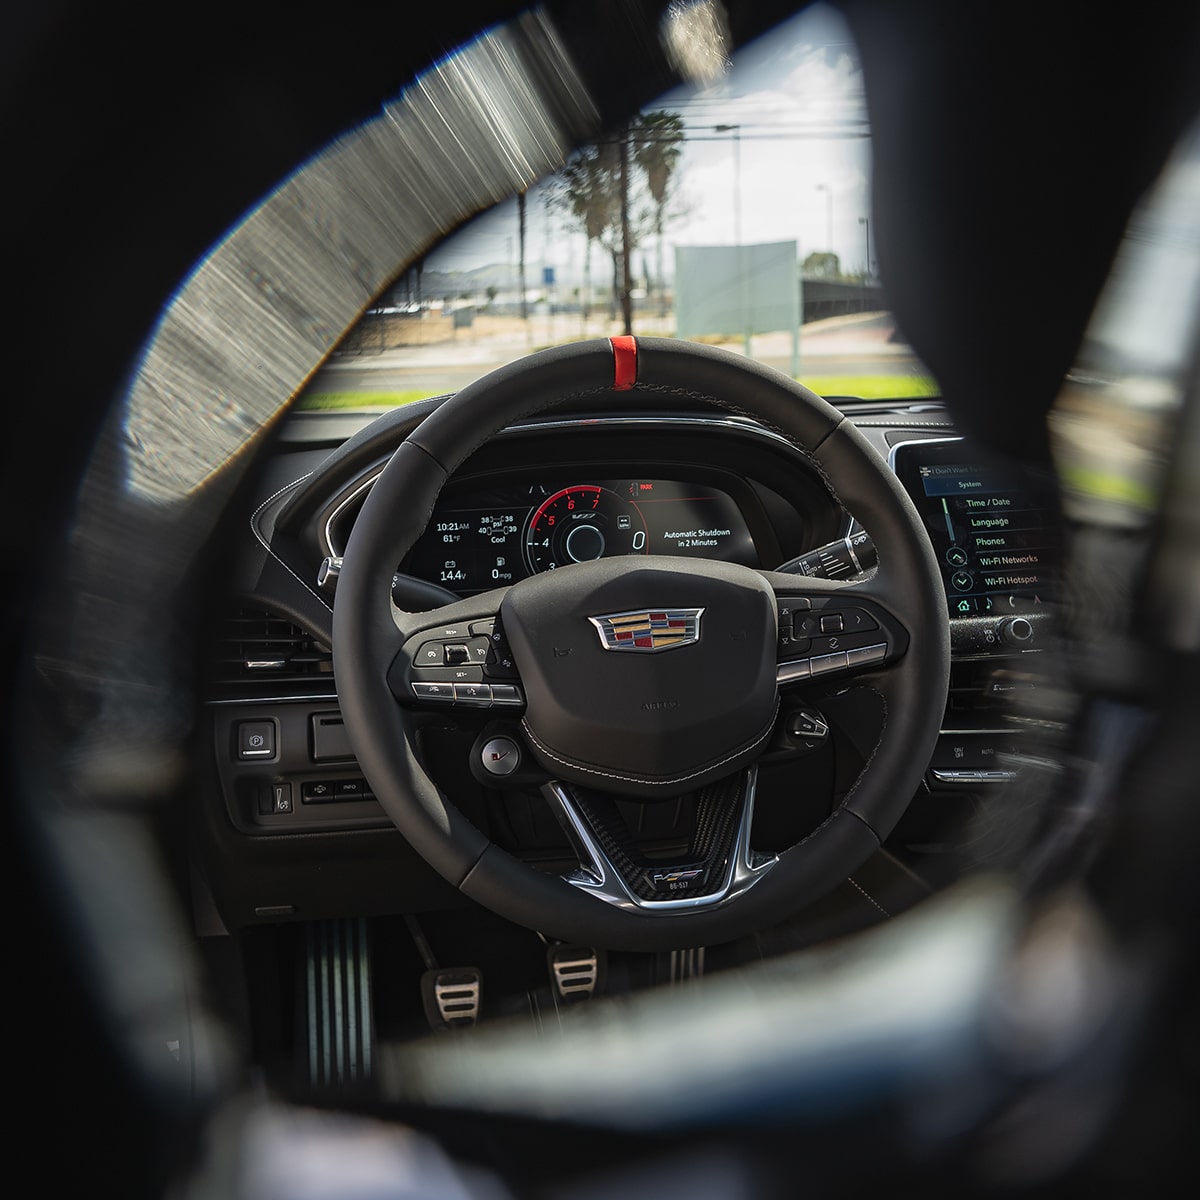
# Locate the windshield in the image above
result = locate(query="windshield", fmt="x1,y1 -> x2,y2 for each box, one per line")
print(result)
298,2 -> 937,413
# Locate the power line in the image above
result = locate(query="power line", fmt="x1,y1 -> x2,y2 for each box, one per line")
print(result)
586,126 -> 871,147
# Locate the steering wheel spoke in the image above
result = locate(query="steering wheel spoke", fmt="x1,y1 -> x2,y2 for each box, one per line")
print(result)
543,767 -> 777,912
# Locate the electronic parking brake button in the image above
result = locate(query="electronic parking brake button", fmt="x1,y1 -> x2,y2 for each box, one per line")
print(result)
237,720 -> 276,760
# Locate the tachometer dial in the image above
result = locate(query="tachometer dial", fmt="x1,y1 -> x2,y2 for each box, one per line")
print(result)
524,485 -> 648,573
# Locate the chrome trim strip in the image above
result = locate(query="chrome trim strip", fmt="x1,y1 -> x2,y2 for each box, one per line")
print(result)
939,726 -> 1020,735
841,433 -> 963,540
542,765 -> 777,913
206,694 -> 339,706
323,470 -> 385,558
931,769 -> 1016,784
843,532 -> 863,573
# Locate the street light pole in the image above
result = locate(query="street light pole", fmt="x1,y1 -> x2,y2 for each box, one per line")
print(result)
713,123 -> 741,244
713,123 -> 748,352
858,215 -> 870,312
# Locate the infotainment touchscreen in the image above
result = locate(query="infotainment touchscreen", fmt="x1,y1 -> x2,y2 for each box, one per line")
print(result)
891,438 -> 1058,618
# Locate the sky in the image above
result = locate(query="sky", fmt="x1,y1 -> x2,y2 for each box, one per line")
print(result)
425,3 -> 875,285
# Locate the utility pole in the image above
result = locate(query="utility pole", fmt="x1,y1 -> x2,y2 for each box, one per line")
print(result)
859,215 -> 870,312
518,189 -> 528,322
714,123 -> 747,352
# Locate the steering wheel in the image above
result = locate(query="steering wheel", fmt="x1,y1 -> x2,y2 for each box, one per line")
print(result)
333,336 -> 949,951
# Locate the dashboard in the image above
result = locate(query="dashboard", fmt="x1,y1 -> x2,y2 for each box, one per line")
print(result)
197,400 -> 1061,933
311,416 -> 1059,635
313,415 -> 851,592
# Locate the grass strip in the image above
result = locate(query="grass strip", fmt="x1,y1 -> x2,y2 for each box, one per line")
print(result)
295,375 -> 940,411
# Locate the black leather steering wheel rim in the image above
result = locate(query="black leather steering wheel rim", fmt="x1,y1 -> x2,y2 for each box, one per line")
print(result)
333,337 -> 949,951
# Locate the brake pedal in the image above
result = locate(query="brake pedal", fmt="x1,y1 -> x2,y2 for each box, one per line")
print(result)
421,967 -> 482,1031
547,944 -> 604,1004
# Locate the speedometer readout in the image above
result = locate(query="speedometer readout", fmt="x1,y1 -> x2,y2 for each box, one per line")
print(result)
524,485 -> 648,572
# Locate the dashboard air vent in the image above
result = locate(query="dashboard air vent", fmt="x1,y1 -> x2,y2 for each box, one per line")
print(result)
209,606 -> 334,700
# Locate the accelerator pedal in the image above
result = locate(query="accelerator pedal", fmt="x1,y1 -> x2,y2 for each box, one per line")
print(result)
547,943 -> 605,1005
421,967 -> 482,1031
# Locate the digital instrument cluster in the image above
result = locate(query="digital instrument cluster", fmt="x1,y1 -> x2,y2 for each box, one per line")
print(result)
404,477 -> 757,595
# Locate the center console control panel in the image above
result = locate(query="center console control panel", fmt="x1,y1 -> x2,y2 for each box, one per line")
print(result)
212,703 -> 391,834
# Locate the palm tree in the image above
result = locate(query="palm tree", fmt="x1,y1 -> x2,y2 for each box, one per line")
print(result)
554,142 -> 621,322
551,115 -> 679,331
631,111 -> 684,316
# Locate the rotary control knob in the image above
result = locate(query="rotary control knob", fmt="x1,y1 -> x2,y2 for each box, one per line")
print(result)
1000,616 -> 1034,647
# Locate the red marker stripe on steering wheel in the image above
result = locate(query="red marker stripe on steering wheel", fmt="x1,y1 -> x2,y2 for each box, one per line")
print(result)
610,336 -> 638,390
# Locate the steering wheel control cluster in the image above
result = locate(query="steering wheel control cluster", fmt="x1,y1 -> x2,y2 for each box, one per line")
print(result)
393,594 -> 905,715
391,617 -> 526,709
773,596 -> 898,686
